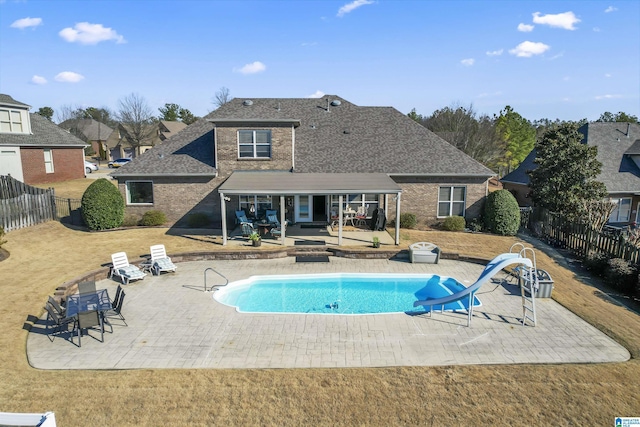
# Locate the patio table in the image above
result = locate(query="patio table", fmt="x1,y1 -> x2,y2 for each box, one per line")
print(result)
65,289 -> 112,319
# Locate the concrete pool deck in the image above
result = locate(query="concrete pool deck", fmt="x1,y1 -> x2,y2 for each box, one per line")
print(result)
27,257 -> 630,370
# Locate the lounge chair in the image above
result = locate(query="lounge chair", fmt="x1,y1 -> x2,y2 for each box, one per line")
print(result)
270,221 -> 287,238
235,210 -> 252,224
150,244 -> 177,275
110,252 -> 146,284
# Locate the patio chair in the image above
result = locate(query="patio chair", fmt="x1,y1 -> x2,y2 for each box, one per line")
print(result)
235,210 -> 252,225
78,280 -> 96,295
105,289 -> 127,327
150,244 -> 177,275
110,252 -> 147,284
72,310 -> 103,347
47,296 -> 65,318
269,221 -> 287,238
240,221 -> 256,237
44,303 -> 73,342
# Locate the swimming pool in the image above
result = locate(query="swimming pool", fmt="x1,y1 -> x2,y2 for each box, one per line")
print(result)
213,273 -> 481,315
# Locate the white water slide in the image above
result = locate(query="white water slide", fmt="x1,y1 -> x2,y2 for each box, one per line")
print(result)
413,252 -> 534,326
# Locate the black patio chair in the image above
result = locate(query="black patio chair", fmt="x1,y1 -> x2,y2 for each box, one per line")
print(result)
44,303 -> 73,342
72,310 -> 103,347
78,280 -> 96,296
105,289 -> 127,327
47,296 -> 65,318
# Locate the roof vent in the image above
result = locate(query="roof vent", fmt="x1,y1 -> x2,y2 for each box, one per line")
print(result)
330,100 -> 341,107
243,100 -> 253,106
343,129 -> 350,134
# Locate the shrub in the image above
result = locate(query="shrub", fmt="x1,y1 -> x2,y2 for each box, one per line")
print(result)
466,217 -> 484,232
483,189 -> 520,236
399,212 -> 417,229
442,216 -> 465,231
0,226 -> 7,249
140,210 -> 167,226
605,258 -> 638,293
583,251 -> 609,277
122,214 -> 141,227
81,178 -> 124,230
187,212 -> 211,228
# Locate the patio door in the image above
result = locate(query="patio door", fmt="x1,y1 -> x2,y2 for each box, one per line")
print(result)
295,195 -> 312,222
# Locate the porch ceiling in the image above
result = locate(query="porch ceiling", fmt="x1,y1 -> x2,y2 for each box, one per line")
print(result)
218,171 -> 402,195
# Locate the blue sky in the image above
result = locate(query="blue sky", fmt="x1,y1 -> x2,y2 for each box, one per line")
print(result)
1,0 -> 638,122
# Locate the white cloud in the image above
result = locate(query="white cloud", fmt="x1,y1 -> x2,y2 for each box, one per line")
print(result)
595,94 -> 622,100
605,73 -> 612,78
605,6 -> 617,13
234,61 -> 266,75
461,58 -> 474,66
518,23 -> 534,32
59,22 -> 126,45
30,75 -> 47,85
54,71 -> 85,83
10,17 -> 42,29
532,11 -> 580,30
509,41 -> 550,57
337,0 -> 374,17
307,90 -> 325,98
486,49 -> 503,56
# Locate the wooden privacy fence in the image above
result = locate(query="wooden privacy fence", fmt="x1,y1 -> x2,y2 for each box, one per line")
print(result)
530,208 -> 640,264
0,175 -> 84,232
0,175 -> 56,232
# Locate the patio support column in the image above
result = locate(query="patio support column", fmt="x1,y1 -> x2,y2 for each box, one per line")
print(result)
220,192 -> 228,246
338,194 -> 343,246
395,191 -> 401,245
280,195 -> 286,245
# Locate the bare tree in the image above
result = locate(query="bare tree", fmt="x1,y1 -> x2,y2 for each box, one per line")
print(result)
116,93 -> 156,156
212,87 -> 232,109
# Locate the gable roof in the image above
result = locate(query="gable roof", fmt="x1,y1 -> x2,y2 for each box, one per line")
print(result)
0,94 -> 30,109
159,120 -> 187,135
112,95 -> 495,178
501,122 -> 640,194
0,113 -> 86,147
59,118 -> 114,142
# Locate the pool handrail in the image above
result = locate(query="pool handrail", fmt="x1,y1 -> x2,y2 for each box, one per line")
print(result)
413,252 -> 533,326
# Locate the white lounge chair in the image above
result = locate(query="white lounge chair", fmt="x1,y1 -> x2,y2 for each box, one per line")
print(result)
150,244 -> 177,276
110,252 -> 146,284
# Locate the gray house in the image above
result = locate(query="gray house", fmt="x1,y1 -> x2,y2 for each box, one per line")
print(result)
502,122 -> 640,226
111,95 -> 495,243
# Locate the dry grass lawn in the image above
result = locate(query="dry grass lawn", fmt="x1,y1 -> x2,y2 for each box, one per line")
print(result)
1,222 -> 639,426
34,176 -> 117,199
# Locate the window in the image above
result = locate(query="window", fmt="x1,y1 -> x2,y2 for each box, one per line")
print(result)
126,181 -> 154,204
330,194 -> 378,216
438,186 -> 466,217
43,149 -> 54,173
239,195 -> 272,217
0,109 -> 23,133
238,130 -> 271,158
609,198 -> 631,222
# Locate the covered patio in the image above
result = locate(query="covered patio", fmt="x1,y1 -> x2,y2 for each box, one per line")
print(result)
218,171 -> 403,246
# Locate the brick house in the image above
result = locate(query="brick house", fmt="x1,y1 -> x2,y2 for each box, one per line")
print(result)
59,118 -> 114,160
501,122 -> 640,226
111,95 -> 495,244
0,94 -> 86,184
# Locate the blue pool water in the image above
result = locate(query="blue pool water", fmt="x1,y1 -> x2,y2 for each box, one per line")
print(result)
213,273 -> 481,315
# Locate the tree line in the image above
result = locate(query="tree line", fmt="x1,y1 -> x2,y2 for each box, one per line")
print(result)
408,104 -> 638,176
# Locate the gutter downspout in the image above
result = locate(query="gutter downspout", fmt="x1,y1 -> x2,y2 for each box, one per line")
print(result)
395,192 -> 401,245
291,124 -> 295,170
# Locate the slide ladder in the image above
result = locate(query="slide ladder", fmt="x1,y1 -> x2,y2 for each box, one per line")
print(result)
518,247 -> 538,326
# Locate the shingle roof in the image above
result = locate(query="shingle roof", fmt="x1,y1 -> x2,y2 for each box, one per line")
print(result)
59,118 -> 114,142
0,113 -> 86,147
113,95 -> 495,178
501,122 -> 640,193
160,120 -> 187,135
110,117 -> 216,176
0,94 -> 30,109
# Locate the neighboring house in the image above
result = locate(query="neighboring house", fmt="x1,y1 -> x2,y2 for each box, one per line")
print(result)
158,120 -> 187,141
0,94 -> 86,184
501,122 -> 640,226
59,118 -> 114,160
111,95 -> 495,243
105,121 -> 183,160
